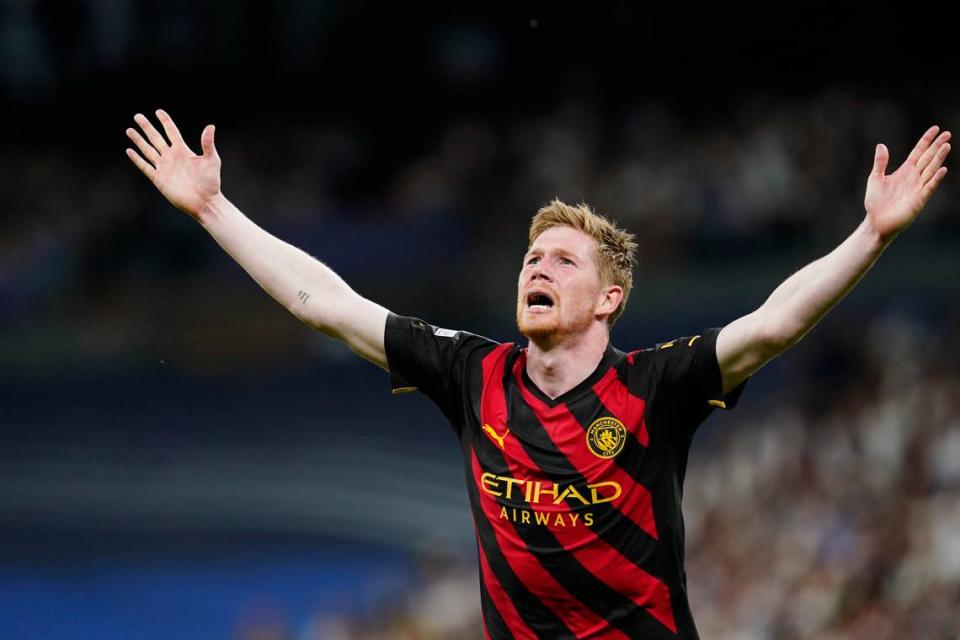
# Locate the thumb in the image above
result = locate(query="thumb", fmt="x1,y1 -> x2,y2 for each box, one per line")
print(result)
201,124 -> 218,158
872,143 -> 889,177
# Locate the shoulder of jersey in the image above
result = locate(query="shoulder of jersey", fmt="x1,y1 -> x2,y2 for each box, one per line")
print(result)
429,324 -> 505,349
654,335 -> 700,350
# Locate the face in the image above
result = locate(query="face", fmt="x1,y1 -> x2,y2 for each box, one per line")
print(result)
516,226 -> 621,345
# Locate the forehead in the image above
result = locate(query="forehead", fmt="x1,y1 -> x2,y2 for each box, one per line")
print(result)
527,225 -> 597,257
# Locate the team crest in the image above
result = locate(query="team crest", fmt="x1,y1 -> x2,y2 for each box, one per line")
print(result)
586,417 -> 627,459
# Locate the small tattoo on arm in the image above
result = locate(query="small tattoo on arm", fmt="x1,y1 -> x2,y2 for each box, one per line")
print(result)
297,290 -> 310,304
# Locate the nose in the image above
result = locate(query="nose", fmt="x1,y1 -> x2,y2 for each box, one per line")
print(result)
530,267 -> 553,283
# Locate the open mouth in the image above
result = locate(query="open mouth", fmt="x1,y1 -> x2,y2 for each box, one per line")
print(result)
526,291 -> 555,310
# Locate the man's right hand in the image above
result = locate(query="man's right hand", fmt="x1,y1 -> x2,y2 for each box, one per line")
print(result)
126,110 -> 222,221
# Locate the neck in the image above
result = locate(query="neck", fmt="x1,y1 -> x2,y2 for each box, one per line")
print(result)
525,323 -> 610,400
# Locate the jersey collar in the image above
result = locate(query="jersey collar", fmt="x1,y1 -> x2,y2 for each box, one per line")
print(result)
516,342 -> 621,408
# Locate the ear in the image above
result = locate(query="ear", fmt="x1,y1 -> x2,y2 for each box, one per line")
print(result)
595,284 -> 624,320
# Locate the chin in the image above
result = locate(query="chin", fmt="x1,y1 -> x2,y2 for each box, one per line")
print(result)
521,325 -> 558,343
517,311 -> 560,342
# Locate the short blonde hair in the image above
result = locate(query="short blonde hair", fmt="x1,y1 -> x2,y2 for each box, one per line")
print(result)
528,199 -> 638,327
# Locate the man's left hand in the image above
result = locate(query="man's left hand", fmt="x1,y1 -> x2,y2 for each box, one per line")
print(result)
864,125 -> 951,243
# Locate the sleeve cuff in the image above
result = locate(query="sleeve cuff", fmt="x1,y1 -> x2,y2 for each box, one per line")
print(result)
704,326 -> 747,410
385,312 -> 415,394
707,377 -> 747,410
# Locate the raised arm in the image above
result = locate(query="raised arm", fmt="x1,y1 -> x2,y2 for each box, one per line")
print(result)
125,110 -> 389,370
716,125 -> 951,394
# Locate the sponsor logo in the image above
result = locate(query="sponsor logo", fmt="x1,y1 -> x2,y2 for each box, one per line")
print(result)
480,473 -> 621,505
499,506 -> 594,527
480,473 -> 622,529
586,416 -> 627,459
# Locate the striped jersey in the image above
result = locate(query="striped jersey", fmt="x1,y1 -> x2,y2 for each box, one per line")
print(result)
385,313 -> 746,639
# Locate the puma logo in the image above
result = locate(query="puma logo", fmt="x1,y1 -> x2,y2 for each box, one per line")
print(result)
482,423 -> 510,449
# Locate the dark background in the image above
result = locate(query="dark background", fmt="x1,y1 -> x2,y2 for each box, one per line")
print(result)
2,2 -> 959,638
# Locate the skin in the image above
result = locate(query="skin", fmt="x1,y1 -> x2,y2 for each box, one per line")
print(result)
515,226 -> 624,398
126,111 -> 950,402
715,126 -> 950,394
126,110 -> 390,366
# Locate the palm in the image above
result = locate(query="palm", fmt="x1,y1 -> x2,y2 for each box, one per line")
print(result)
152,138 -> 219,214
126,110 -> 221,219
864,126 -> 950,241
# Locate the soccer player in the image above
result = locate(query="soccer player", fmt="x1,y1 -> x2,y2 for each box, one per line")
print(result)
125,111 -> 949,639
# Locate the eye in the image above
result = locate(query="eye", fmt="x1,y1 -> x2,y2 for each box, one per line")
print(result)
560,257 -> 575,266
526,256 -> 540,265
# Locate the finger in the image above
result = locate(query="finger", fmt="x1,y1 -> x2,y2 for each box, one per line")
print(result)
917,131 -> 951,173
921,142 -> 950,183
126,127 -> 160,163
134,112 -> 169,151
126,148 -> 156,180
872,143 -> 889,176
907,125 -> 940,166
155,109 -> 186,147
200,124 -> 218,158
920,166 -> 948,206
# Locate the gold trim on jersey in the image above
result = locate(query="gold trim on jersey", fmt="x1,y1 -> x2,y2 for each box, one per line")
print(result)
392,386 -> 418,395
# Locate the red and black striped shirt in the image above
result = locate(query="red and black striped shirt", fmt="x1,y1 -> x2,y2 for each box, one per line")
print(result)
386,313 -> 746,639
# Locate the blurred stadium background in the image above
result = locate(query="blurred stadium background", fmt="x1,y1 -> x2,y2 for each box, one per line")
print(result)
2,2 -> 960,638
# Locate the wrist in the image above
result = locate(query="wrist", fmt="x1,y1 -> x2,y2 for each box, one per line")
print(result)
197,192 -> 229,229
858,216 -> 892,254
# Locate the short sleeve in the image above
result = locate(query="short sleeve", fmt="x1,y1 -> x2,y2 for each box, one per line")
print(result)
652,327 -> 747,440
384,312 -> 498,427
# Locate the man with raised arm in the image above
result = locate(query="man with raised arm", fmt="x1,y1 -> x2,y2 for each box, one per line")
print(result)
126,110 -> 949,639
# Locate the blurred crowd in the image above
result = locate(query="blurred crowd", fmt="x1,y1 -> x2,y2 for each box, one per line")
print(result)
684,312 -> 960,639
4,89 -> 958,375
226,312 -> 960,640
3,5 -> 959,640
3,90 -> 959,638
6,89 -> 960,274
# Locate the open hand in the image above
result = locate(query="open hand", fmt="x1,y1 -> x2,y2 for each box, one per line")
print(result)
125,110 -> 221,220
865,126 -> 950,242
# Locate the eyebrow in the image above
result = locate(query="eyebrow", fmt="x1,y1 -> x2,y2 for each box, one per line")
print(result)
524,247 -> 582,260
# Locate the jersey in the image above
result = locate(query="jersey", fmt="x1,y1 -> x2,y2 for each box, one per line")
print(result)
385,313 -> 747,639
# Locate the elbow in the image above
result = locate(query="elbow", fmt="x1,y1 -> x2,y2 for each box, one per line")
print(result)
296,308 -> 343,340
285,298 -> 330,334
293,295 -> 354,342
755,312 -> 802,360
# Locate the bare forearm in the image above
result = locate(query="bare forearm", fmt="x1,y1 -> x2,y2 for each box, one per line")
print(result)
124,112 -> 394,368
717,127 -> 949,394
198,193 -> 375,340
759,217 -> 888,345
